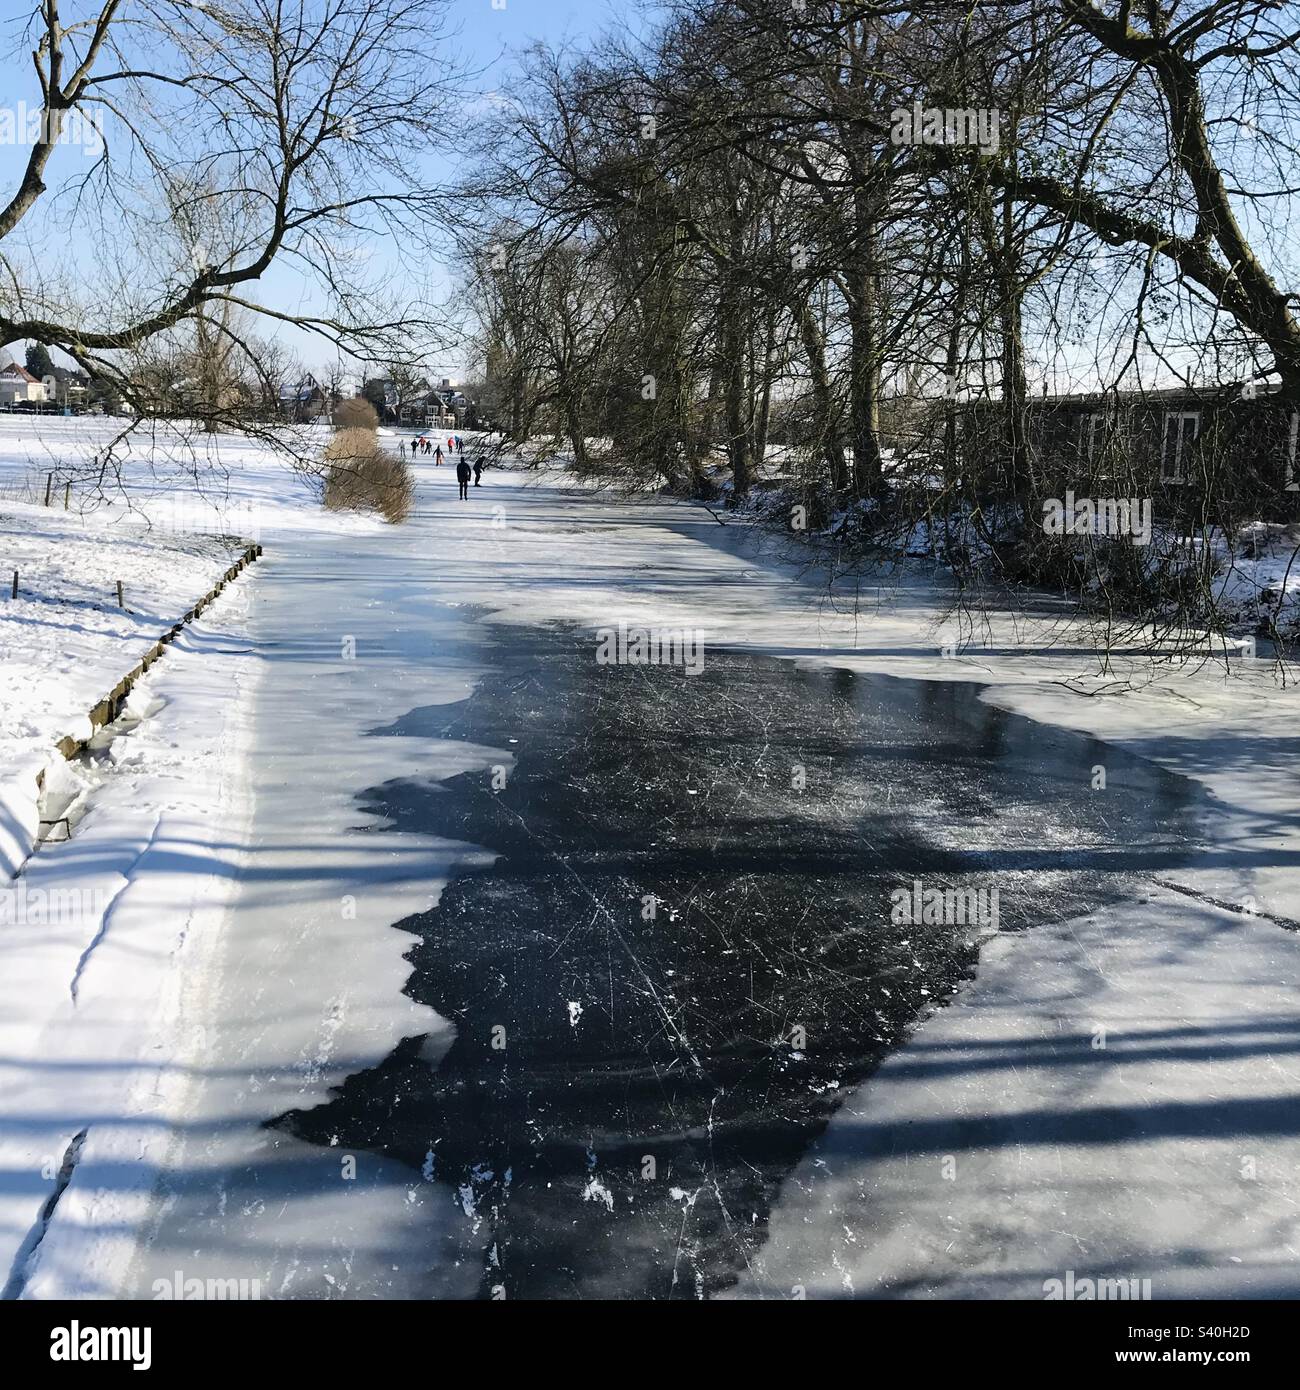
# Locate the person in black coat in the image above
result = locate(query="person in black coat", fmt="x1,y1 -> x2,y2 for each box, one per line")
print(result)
456,457 -> 472,500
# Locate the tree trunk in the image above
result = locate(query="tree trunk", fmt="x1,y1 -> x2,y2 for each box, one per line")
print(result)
848,290 -> 883,497
564,384 -> 589,473
997,180 -> 1030,500
793,299 -> 847,492
847,210 -> 883,497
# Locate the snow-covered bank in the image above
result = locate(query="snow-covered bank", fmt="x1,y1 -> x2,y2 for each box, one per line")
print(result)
0,416 -> 400,1298
0,577 -> 259,1299
0,412 -> 385,883
0,502 -> 249,879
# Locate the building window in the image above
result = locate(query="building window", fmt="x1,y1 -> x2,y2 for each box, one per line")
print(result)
1161,410 -> 1200,484
1079,410 -> 1121,473
1078,412 -> 1103,461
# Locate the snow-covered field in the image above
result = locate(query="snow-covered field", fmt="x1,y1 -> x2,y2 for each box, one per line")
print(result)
2,414 -> 1299,1299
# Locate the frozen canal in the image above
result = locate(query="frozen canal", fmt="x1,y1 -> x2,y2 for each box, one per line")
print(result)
112,464 -> 1268,1303
9,459 -> 1298,1304
273,618 -> 1206,1298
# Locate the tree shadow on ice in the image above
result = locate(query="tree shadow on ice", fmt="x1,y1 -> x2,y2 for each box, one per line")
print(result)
270,624 -> 1210,1298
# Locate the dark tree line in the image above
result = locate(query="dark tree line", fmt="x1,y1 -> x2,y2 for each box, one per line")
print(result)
456,0 -> 1300,644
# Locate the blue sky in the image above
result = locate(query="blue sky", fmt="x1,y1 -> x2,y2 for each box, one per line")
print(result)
454,0 -> 626,76
0,0 -> 642,385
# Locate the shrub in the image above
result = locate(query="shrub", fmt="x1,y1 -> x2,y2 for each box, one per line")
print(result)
331,395 -> 380,430
323,427 -> 412,523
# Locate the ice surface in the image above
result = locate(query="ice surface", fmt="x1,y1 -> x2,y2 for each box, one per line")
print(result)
3,424 -> 1299,1298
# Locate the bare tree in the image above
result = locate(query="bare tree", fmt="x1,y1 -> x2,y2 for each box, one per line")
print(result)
0,0 -> 461,431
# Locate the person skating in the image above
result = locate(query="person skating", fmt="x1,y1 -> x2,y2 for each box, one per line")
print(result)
434,443 -> 444,466
456,457 -> 472,500
472,455 -> 484,486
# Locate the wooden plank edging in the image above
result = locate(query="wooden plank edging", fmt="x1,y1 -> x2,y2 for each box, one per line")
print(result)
48,542 -> 264,765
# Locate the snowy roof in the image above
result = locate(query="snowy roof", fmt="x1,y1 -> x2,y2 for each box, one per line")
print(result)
0,362 -> 38,382
278,379 -> 320,401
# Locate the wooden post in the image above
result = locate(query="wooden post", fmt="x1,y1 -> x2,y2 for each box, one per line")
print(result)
11,571 -> 17,599
43,473 -> 53,507
116,580 -> 124,608
63,481 -> 70,510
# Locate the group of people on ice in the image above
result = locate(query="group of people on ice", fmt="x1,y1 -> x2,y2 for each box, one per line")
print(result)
403,432 -> 464,463
397,431 -> 485,500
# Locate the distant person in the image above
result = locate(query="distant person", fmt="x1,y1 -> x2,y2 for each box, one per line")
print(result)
455,433 -> 463,453
472,456 -> 484,486
399,440 -> 406,458
434,444 -> 443,465
448,435 -> 455,454
456,457 -> 472,500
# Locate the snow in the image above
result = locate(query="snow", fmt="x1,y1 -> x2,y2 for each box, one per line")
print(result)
0,415 -> 410,1298
104,525 -> 500,1300
1217,521 -> 1300,635
0,501 -> 247,876
727,890 -> 1300,1299
0,408 -> 386,878
2,417 -> 1299,1298
0,594 -> 259,1299
0,756 -> 41,891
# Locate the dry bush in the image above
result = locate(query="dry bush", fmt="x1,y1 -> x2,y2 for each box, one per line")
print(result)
331,396 -> 380,430
323,427 -> 412,523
